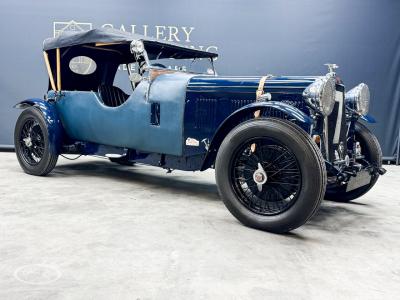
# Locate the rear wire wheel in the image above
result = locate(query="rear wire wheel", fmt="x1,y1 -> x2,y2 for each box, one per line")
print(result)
14,107 -> 58,176
215,118 -> 326,233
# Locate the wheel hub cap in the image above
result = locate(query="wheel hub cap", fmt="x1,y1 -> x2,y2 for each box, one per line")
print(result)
254,173 -> 264,182
23,136 -> 32,147
253,163 -> 267,191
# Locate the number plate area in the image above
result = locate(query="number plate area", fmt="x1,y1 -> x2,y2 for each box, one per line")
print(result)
346,170 -> 372,192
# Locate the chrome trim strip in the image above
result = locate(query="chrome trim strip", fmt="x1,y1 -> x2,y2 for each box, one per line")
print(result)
186,90 -> 301,94
187,85 -> 305,89
189,80 -> 311,83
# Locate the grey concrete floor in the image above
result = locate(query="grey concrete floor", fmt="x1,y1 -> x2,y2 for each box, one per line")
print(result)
0,152 -> 399,299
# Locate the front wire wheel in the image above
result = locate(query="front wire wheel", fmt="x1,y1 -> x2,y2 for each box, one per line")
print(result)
231,138 -> 301,216
215,118 -> 326,233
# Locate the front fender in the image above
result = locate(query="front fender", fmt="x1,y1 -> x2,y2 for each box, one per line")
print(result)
200,101 -> 312,170
14,98 -> 64,153
232,101 -> 313,125
360,114 -> 376,123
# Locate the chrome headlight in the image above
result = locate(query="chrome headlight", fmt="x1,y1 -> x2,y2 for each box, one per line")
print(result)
345,83 -> 370,115
303,76 -> 336,116
130,40 -> 144,54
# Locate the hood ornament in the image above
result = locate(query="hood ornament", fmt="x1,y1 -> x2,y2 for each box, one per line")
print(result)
324,63 -> 339,74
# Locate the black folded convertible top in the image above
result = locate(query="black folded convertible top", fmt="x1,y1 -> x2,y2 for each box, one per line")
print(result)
43,28 -> 218,59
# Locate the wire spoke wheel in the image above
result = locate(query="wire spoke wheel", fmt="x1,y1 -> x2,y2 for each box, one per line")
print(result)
18,118 -> 45,166
231,137 -> 301,215
14,107 -> 59,176
215,119 -> 326,233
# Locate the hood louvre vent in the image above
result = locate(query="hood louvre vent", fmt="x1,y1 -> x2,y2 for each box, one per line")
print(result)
278,95 -> 307,112
231,99 -> 255,111
195,97 -> 218,130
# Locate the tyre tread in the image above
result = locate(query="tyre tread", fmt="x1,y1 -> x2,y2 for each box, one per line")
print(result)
14,107 -> 59,176
215,117 -> 327,233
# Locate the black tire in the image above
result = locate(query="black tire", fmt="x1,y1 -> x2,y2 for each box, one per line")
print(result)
215,118 -> 326,233
14,107 -> 58,176
109,157 -> 135,166
325,122 -> 382,202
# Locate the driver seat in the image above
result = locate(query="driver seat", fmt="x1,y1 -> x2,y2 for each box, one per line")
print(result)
98,85 -> 129,107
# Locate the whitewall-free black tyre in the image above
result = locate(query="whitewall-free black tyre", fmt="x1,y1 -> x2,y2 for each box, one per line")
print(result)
215,118 -> 326,233
14,107 -> 58,176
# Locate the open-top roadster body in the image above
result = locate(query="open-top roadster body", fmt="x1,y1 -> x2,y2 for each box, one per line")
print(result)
14,28 -> 385,233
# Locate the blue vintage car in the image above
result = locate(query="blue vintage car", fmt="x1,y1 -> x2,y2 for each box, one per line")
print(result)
14,28 -> 386,233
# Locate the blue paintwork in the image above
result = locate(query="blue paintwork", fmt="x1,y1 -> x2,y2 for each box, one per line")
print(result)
235,101 -> 312,124
182,75 -> 316,156
360,114 -> 376,123
15,73 -> 344,171
187,75 -> 314,95
14,98 -> 64,154
54,72 -> 195,156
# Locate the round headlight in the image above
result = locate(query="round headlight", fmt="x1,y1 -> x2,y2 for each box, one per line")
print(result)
345,83 -> 370,115
130,40 -> 144,54
303,76 -> 336,116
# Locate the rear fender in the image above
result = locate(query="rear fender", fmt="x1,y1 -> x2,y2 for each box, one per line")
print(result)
14,98 -> 64,153
200,101 -> 313,170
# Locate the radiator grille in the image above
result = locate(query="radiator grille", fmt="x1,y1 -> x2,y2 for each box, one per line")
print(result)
325,86 -> 347,161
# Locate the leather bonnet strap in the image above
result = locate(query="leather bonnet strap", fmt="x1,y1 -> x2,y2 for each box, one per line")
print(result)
254,75 -> 271,118
256,75 -> 269,100
251,75 -> 271,152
